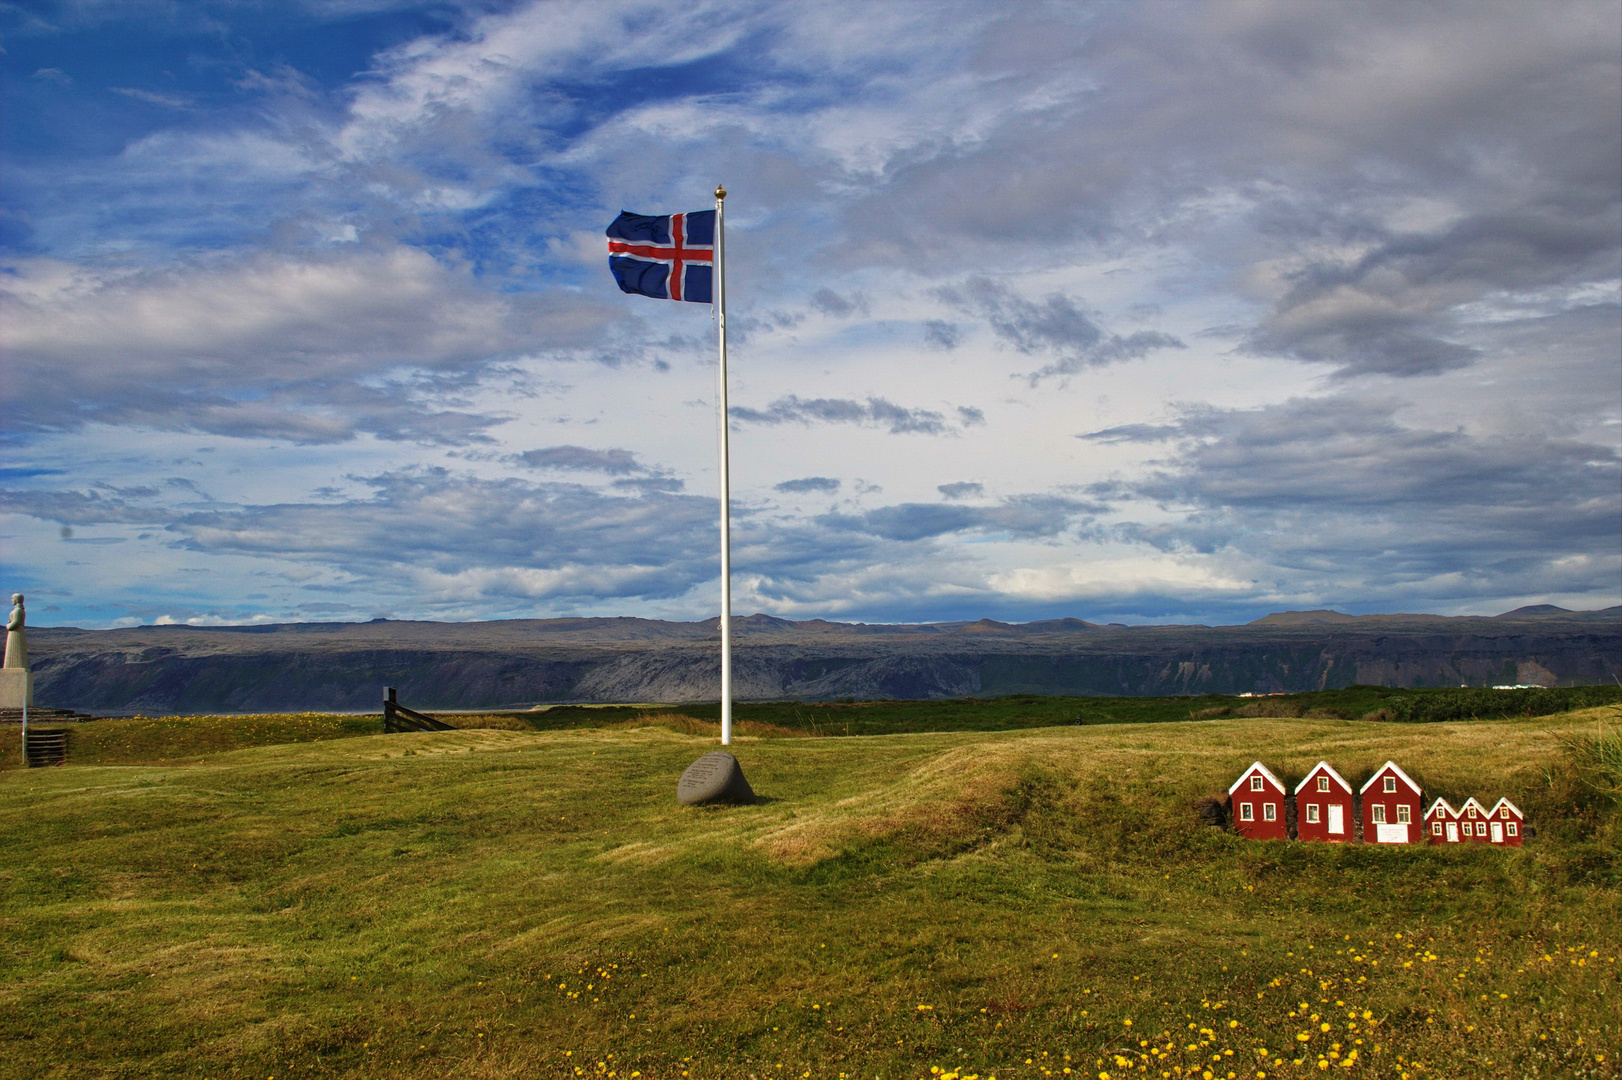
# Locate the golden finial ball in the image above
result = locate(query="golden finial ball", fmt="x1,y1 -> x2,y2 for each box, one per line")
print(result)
715,185 -> 727,200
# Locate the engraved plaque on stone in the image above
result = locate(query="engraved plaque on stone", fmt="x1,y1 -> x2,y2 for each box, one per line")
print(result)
676,750 -> 755,805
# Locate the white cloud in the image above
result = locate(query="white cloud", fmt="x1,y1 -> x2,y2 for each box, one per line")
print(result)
2,0 -> 1617,626
111,86 -> 195,109
1,247 -> 619,442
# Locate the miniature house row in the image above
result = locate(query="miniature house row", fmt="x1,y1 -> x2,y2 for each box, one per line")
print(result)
1227,761 -> 1524,846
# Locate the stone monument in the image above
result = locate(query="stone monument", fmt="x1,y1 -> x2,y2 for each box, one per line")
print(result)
677,750 -> 755,805
0,594 -> 31,709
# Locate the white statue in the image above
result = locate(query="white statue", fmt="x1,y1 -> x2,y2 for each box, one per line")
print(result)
3,594 -> 24,670
0,593 -> 29,708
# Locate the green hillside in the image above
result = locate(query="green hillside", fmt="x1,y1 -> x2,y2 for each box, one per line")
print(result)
0,706 -> 1616,1079
524,684 -> 1622,735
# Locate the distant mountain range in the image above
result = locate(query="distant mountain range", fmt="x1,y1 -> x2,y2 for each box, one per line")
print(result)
26,605 -> 1621,715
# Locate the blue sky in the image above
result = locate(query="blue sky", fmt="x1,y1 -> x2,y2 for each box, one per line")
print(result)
2,0 -> 1619,629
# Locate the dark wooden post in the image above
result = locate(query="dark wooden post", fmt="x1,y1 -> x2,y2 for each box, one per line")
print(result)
381,688 -> 453,733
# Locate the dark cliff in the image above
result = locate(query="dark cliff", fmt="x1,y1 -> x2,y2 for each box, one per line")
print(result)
24,606 -> 1620,714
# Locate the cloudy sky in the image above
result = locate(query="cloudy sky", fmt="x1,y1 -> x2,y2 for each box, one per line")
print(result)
2,0 -> 1618,629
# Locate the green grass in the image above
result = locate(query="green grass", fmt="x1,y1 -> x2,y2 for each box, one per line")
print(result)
0,705 -> 1617,1080
523,684 -> 1622,736
0,712 -> 381,768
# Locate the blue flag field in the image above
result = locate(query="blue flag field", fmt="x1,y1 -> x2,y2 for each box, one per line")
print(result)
606,210 -> 716,303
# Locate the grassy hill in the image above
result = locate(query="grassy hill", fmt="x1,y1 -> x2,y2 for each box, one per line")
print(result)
0,704 -> 1616,1079
523,684 -> 1622,734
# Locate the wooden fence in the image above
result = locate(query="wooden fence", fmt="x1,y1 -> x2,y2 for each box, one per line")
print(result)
382,688 -> 457,733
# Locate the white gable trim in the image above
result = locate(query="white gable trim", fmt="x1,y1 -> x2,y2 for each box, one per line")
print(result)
1293,761 -> 1353,795
1460,796 -> 1489,817
1423,797 -> 1458,819
1487,797 -> 1522,819
1359,760 -> 1422,796
1228,760 -> 1286,796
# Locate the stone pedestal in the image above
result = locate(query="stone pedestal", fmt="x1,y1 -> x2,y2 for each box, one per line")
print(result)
0,669 -> 32,709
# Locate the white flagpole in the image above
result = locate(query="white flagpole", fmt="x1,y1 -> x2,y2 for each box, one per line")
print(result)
714,184 -> 732,746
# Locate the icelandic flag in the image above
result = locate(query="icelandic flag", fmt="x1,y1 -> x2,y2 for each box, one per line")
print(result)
606,210 -> 715,303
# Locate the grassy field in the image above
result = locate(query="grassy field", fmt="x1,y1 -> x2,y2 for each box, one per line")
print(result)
0,704 -> 1617,1080
520,684 -> 1622,736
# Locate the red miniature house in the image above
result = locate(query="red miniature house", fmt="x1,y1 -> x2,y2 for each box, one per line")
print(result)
1228,761 -> 1288,840
1459,797 -> 1491,843
1359,761 -> 1423,844
1294,761 -> 1353,843
1486,798 -> 1524,846
1423,798 -> 1463,845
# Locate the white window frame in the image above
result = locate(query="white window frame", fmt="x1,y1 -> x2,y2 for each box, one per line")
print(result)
1239,802 -> 1254,821
1507,822 -> 1518,836
1432,821 -> 1442,835
1383,776 -> 1396,793
1397,805 -> 1411,824
1250,775 -> 1264,791
1263,803 -> 1277,821
1317,776 -> 1329,792
1372,805 -> 1386,824
1306,804 -> 1320,823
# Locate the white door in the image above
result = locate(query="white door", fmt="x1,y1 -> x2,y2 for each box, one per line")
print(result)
1446,822 -> 1458,842
1491,822 -> 1503,843
1328,804 -> 1345,835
